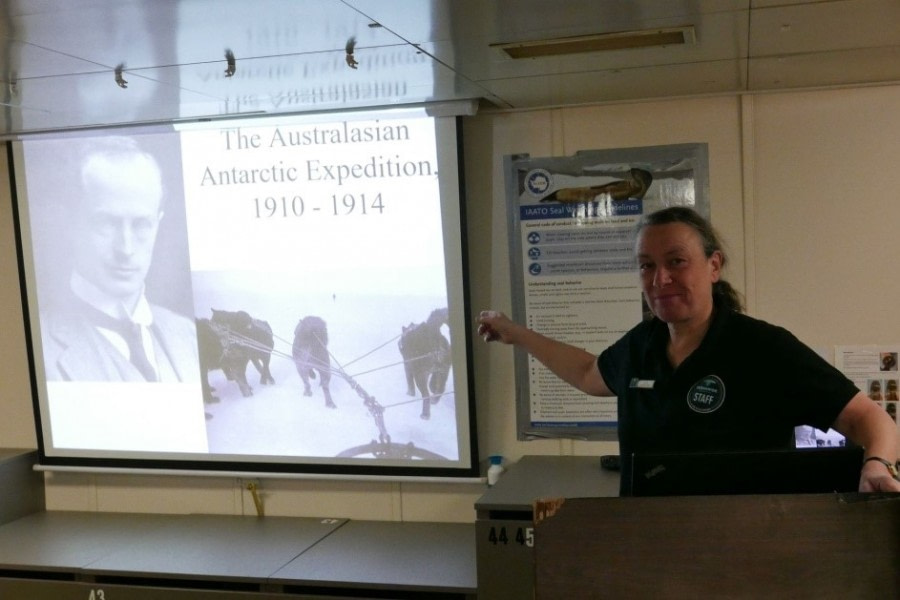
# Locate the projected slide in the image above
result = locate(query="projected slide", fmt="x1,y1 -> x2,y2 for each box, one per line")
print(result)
13,108 -> 476,477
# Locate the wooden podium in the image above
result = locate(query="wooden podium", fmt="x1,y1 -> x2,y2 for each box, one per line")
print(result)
534,493 -> 900,599
474,456 -> 619,599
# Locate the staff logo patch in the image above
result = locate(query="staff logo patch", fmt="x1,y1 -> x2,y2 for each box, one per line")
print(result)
687,375 -> 725,414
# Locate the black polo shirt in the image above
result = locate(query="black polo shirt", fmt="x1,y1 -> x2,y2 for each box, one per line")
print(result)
598,305 -> 858,493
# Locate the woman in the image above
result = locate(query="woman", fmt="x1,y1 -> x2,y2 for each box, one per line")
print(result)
478,206 -> 900,494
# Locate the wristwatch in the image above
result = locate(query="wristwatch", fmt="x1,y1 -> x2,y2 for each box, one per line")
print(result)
863,456 -> 900,479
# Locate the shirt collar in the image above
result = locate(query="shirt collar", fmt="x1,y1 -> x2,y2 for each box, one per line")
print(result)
70,271 -> 153,327
644,297 -> 732,375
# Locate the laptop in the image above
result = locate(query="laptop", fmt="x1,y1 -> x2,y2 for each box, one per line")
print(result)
630,446 -> 863,497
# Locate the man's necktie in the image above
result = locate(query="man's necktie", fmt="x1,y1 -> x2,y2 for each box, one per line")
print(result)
79,302 -> 158,382
121,321 -> 158,382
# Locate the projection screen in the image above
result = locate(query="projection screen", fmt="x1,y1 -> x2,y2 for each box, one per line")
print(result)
10,106 -> 479,480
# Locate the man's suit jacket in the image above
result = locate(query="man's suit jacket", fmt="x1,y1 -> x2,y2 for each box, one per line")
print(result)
41,301 -> 200,383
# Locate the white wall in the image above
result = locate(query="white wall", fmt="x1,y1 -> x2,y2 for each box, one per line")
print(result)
749,86 -> 900,345
2,84 -> 899,522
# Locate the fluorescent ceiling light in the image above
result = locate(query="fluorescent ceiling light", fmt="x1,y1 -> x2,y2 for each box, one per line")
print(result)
492,26 -> 696,59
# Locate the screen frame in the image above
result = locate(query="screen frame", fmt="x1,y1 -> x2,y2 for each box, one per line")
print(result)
8,108 -> 480,481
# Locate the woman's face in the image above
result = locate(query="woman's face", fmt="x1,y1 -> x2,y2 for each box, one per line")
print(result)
636,222 -> 722,326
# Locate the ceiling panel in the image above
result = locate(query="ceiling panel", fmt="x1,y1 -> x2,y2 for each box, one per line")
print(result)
170,0 -> 403,63
5,2 -> 182,73
414,10 -> 750,84
482,59 -> 748,107
346,0 -> 750,44
749,0 -> 900,56
5,0 -> 384,69
0,0 -> 897,135
0,38 -> 101,80
6,69 -> 218,132
168,46 -> 493,117
750,46 -> 900,91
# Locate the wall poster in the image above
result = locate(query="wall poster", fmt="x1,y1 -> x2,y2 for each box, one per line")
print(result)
836,346 -> 900,429
503,144 -> 709,441
795,344 -> 900,447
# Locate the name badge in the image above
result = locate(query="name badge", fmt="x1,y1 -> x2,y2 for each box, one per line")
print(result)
629,378 -> 655,389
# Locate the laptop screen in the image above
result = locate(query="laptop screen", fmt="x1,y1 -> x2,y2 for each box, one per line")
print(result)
630,446 -> 863,497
